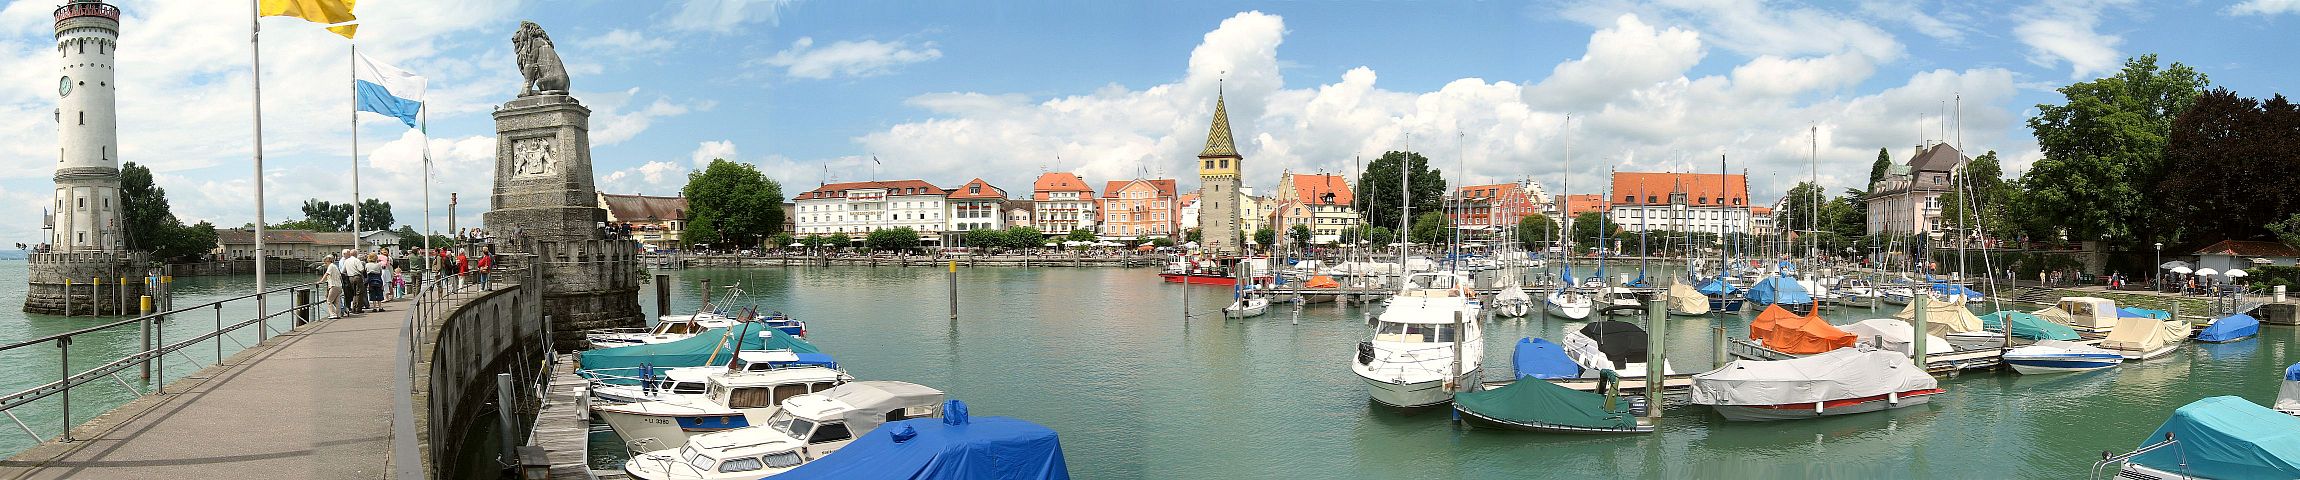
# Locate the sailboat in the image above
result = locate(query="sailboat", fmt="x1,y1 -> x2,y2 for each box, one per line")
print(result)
1546,263 -> 1594,320
1493,273 -> 1533,318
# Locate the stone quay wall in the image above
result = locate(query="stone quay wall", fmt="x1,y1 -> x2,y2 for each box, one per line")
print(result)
522,238 -> 642,350
413,271 -> 546,477
23,251 -> 149,315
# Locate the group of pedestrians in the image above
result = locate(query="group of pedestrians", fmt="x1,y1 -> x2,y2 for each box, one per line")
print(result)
319,248 -> 400,320
428,245 -> 495,291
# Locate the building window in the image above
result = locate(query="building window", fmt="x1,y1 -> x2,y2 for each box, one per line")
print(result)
1205,160 -> 1215,169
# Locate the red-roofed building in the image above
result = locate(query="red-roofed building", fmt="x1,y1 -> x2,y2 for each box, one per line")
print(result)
791,180 -> 953,242
945,178 -> 1009,233
1097,178 -> 1179,240
1605,171 -> 1754,234
1032,172 -> 1097,234
1274,173 -> 1357,243
2191,239 -> 2300,272
1451,180 -> 1547,229
597,192 -> 688,249
1557,194 -> 1610,217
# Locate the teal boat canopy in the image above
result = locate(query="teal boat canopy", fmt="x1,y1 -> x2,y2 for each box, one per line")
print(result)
1980,311 -> 2080,341
578,326 -> 820,375
2132,396 -> 2300,479
1453,377 -> 1638,430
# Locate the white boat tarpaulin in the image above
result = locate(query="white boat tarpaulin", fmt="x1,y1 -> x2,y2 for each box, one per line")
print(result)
1690,348 -> 1937,406
1841,319 -> 1953,357
1893,297 -> 1985,335
1668,282 -> 1709,314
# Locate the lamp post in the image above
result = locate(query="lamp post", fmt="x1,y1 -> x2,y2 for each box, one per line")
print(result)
2154,242 -> 2163,292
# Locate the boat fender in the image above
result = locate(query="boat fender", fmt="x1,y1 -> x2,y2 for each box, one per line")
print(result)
1814,401 -> 1825,415
1888,391 -> 1899,405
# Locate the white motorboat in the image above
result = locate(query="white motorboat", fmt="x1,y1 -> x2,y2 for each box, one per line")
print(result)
2002,340 -> 2123,374
1560,320 -> 1676,380
621,381 -> 946,480
596,366 -> 853,451
1224,295 -> 1270,318
2277,362 -> 2300,417
1834,278 -> 1876,307
1351,272 -> 1484,408
1545,289 -> 1593,320
591,350 -> 839,404
2101,316 -> 2181,360
1596,286 -> 1645,316
1691,347 -> 1943,422
589,311 -> 744,348
1878,287 -> 1914,306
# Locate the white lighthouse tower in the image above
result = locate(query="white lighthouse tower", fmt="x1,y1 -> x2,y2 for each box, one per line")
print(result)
51,0 -> 123,253
27,0 -> 141,316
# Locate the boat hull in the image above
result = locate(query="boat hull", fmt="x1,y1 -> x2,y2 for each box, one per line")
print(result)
2005,355 -> 2121,374
1453,404 -> 1653,434
1357,369 -> 1476,408
1494,302 -> 1531,318
1708,297 -> 1745,312
595,409 -> 750,449
1161,273 -> 1239,286
1546,305 -> 1591,320
1707,389 -> 1942,422
1224,303 -> 1269,318
2115,345 -> 2179,360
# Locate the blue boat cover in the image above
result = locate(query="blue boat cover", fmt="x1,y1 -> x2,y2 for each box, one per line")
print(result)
1980,311 -> 2080,341
777,402 -> 1070,480
1628,270 -> 1648,288
1560,264 -> 1575,283
1929,283 -> 1982,297
2197,314 -> 2261,342
1513,338 -> 1580,379
1746,276 -> 1811,307
2286,363 -> 2300,381
2120,307 -> 2171,319
2132,396 -> 2300,479
1696,277 -> 1740,296
577,326 -> 821,377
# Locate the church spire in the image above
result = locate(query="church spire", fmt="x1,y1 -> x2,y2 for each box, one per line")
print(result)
1199,81 -> 1238,158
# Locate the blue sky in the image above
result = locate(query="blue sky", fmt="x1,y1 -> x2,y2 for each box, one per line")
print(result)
0,0 -> 2294,244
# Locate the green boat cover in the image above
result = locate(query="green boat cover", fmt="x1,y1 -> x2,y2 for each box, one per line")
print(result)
1454,377 -> 1637,430
1980,311 -> 2080,341
578,326 -> 821,376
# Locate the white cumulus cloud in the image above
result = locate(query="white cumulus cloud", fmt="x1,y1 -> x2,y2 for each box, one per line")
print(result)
664,0 -> 798,33
2228,0 -> 2300,15
2014,0 -> 2137,79
759,37 -> 944,80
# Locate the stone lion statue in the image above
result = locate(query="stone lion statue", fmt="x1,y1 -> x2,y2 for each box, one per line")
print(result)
514,21 -> 569,96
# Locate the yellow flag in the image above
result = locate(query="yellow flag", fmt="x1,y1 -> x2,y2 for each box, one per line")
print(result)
326,23 -> 358,39
259,0 -> 357,26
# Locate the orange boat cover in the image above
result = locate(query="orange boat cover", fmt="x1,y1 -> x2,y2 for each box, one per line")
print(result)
1764,308 -> 1857,354
1749,304 -> 1793,340
1305,275 -> 1340,288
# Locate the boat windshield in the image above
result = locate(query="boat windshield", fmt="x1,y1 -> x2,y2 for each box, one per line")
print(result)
670,381 -> 705,394
681,446 -> 715,471
762,449 -> 806,468
1374,321 -> 1458,343
1404,274 -> 1458,290
768,410 -> 814,439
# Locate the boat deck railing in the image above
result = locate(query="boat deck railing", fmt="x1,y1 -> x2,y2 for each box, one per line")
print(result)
0,279 -> 326,446
2091,433 -> 2178,480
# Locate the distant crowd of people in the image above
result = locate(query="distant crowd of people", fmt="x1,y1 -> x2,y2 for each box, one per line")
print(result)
317,245 -> 493,319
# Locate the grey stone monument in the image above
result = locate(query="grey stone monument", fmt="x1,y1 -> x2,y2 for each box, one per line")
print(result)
486,21 -> 641,348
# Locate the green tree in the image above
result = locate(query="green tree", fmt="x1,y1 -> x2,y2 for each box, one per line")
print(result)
2020,54 -> 2208,248
1938,151 -> 2018,241
866,227 -> 922,252
355,199 -> 393,233
167,222 -> 218,262
768,232 -> 796,250
1570,212 -> 1616,251
1066,229 -> 1096,243
1778,182 -> 1827,234
961,228 -> 1005,251
1516,214 -> 1556,251
1004,226 -> 1044,249
117,162 -> 217,261
298,199 -> 352,232
1184,228 -> 1201,243
801,234 -> 826,248
1150,237 -> 1176,248
826,233 -> 852,249
1289,224 -> 1313,250
1868,147 -> 1893,191
1409,212 -> 1448,245
1356,151 -> 1448,230
1367,226 -> 1396,246
1253,227 -> 1277,249
2158,89 -> 2300,243
680,159 -> 785,248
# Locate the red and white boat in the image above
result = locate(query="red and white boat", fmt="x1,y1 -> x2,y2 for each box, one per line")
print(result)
1690,347 -> 1943,421
1160,257 -> 1271,286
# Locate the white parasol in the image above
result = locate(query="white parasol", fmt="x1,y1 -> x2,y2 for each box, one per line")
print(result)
2171,266 -> 2193,275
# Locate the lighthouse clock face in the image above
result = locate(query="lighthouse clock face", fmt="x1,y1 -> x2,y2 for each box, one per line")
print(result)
58,76 -> 71,98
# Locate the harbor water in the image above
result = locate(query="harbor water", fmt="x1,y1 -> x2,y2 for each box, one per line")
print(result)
583,264 -> 2299,478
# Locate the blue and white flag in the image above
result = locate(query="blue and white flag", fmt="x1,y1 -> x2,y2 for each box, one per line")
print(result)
354,52 -> 424,128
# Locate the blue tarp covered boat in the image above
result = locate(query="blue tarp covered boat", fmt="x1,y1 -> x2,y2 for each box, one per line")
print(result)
2196,313 -> 2261,343
1696,277 -> 1745,311
777,400 -> 1071,480
1514,337 -> 1579,379
1746,275 -> 1812,314
1929,283 -> 1983,299
577,326 -> 821,378
2126,396 -> 2300,479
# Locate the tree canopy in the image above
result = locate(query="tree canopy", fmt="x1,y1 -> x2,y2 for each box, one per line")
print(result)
2018,54 -> 2208,246
1570,211 -> 1616,251
1867,147 -> 1892,190
866,227 -> 921,252
681,159 -> 785,248
1356,151 -> 1448,230
1517,214 -> 1556,251
119,162 -> 217,261
2158,88 -> 2300,243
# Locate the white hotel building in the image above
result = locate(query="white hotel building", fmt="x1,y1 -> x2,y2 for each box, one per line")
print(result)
791,180 -> 952,239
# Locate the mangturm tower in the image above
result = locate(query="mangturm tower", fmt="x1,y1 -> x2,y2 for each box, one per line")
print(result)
28,0 -> 146,315
1195,87 -> 1244,255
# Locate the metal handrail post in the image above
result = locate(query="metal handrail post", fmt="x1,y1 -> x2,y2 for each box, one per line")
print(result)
57,337 -> 70,442
214,303 -> 223,364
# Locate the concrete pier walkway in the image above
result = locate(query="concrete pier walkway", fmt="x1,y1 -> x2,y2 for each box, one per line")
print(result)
0,306 -> 410,479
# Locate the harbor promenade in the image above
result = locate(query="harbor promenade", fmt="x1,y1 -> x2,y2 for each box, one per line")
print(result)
0,293 -> 458,479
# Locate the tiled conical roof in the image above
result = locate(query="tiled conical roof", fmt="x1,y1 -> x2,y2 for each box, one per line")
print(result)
1198,89 -> 1238,158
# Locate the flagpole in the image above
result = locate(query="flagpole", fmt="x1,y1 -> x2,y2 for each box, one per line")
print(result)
421,102 -> 432,276
350,42 -> 362,245
249,0 -> 268,329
